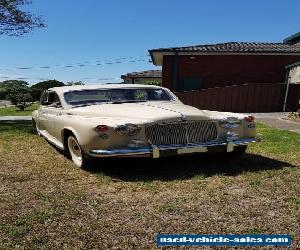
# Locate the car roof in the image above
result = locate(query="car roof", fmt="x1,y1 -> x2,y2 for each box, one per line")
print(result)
49,83 -> 164,95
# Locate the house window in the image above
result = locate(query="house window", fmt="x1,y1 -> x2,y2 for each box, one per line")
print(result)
179,77 -> 202,91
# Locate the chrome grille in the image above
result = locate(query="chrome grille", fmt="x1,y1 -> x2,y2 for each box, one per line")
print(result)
145,121 -> 218,145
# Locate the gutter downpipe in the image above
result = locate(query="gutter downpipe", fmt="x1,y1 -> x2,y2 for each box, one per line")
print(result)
172,51 -> 179,91
283,68 -> 291,112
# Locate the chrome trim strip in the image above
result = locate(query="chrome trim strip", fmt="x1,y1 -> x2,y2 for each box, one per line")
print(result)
89,138 -> 258,158
89,148 -> 152,157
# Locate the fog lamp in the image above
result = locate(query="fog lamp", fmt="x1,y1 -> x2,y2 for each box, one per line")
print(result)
226,132 -> 240,141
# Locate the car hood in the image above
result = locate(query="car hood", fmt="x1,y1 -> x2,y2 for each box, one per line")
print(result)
68,101 -> 245,124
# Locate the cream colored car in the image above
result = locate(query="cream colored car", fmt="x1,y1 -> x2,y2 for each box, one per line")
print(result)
32,84 -> 258,168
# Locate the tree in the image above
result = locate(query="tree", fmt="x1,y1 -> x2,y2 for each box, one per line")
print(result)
66,81 -> 85,86
31,79 -> 64,100
31,79 -> 64,89
0,81 -> 8,99
0,0 -> 45,36
5,80 -> 33,110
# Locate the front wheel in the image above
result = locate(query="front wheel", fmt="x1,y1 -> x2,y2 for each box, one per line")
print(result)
67,135 -> 92,169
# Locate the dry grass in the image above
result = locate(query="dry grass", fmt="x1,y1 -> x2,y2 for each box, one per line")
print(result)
0,121 -> 299,249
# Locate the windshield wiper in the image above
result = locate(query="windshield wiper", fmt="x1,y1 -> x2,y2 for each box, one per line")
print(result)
109,100 -> 147,104
71,102 -> 105,108
71,100 -> 147,107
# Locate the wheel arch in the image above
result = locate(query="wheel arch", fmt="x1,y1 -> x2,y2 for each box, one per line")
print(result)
61,127 -> 81,151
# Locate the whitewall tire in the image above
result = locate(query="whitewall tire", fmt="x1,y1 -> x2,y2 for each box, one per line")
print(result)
67,135 -> 91,168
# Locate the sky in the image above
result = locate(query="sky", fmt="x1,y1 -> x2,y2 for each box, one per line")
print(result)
0,0 -> 299,85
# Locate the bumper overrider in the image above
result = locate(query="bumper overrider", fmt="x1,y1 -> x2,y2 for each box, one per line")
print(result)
89,137 -> 259,158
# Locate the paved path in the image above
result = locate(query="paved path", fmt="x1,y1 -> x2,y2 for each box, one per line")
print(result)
0,100 -> 12,107
249,112 -> 300,134
0,116 -> 32,121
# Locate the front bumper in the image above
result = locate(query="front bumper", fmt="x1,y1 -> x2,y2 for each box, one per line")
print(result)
89,138 -> 259,158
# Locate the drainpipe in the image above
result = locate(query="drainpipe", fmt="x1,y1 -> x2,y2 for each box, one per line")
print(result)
283,70 -> 291,112
172,51 -> 179,91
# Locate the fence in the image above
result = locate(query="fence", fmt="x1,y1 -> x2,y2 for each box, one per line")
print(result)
174,83 -> 298,112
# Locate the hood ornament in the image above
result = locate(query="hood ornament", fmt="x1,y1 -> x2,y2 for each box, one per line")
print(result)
180,113 -> 187,121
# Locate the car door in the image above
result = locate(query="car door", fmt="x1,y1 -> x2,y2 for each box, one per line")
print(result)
38,91 -> 52,132
45,91 -> 64,139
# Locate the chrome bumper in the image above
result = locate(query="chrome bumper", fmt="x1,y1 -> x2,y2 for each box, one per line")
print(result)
89,138 -> 259,158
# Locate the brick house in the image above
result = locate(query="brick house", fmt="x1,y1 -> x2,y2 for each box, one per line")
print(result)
148,32 -> 300,112
121,70 -> 162,85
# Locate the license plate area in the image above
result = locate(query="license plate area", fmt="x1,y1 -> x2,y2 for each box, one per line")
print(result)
177,147 -> 208,154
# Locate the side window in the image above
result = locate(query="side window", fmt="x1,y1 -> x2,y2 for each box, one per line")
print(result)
40,91 -> 61,107
48,92 -> 62,107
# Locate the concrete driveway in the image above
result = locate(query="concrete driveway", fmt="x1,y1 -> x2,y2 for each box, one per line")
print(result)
249,112 -> 300,134
0,116 -> 32,121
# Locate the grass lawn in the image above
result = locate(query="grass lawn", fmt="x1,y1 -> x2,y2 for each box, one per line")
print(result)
0,103 -> 39,116
0,122 -> 299,249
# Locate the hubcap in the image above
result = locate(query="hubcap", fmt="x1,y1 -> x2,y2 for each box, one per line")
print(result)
68,136 -> 82,167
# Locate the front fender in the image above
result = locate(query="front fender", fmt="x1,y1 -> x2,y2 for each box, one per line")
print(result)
61,126 -> 82,150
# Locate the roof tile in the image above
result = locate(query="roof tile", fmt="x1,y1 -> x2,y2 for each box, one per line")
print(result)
150,41 -> 300,54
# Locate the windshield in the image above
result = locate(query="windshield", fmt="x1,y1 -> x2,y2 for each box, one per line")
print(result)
64,88 -> 174,106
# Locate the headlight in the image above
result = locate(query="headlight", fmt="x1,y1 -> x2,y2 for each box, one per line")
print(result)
219,117 -> 241,129
95,125 -> 109,133
115,123 -> 141,136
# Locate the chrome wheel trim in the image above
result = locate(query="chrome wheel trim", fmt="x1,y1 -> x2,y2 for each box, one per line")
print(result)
67,136 -> 82,167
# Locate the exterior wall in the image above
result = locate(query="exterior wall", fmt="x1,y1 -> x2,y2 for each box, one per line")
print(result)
288,65 -> 300,84
162,54 -> 300,90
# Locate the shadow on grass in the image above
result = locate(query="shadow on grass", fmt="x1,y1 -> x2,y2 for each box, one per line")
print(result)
0,120 -> 35,135
1,121 -> 295,181
87,153 -> 295,181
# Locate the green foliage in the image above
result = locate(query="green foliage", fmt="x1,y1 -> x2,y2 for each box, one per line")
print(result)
1,80 -> 28,89
30,80 -> 65,101
4,80 -> 33,111
66,81 -> 85,86
0,89 -> 6,99
0,0 -> 45,36
137,79 -> 161,86
31,80 -> 64,90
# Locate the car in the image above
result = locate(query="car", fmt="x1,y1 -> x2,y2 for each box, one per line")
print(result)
32,84 -> 258,168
